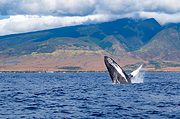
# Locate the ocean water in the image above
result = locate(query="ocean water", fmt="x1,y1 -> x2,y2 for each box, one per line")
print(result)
0,72 -> 179,119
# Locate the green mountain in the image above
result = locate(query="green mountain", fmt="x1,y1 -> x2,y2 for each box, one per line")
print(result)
0,18 -> 179,71
0,18 -> 162,56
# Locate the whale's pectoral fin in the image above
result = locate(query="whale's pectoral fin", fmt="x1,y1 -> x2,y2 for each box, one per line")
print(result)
130,64 -> 143,78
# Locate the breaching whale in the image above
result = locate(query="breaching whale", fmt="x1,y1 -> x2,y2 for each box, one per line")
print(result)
104,56 -> 143,84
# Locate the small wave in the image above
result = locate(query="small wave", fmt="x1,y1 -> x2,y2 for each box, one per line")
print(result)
131,72 -> 144,83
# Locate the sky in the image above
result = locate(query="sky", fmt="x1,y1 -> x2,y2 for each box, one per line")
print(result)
0,0 -> 180,36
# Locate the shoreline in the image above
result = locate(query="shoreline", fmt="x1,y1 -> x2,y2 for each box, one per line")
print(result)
0,70 -> 180,73
1,67 -> 180,73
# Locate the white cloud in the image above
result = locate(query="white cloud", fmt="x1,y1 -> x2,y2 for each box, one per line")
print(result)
0,0 -> 96,16
0,0 -> 180,36
0,14 -> 115,36
139,12 -> 180,25
96,0 -> 180,15
1,0 -> 180,16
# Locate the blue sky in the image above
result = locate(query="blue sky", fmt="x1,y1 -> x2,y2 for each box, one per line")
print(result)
0,0 -> 180,36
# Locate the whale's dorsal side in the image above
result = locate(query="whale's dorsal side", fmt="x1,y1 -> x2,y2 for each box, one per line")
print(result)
104,56 -> 142,84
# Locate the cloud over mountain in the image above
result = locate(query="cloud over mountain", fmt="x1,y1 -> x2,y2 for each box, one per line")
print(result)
0,0 -> 180,36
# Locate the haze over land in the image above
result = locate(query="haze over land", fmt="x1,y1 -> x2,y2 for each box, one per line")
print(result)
0,0 -> 180,71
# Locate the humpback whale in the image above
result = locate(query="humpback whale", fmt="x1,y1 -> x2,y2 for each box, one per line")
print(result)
104,56 -> 143,84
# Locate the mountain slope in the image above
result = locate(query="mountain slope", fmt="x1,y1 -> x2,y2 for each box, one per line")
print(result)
137,26 -> 180,61
0,18 -> 162,56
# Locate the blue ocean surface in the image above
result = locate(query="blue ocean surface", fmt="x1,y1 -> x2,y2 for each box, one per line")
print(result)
0,72 -> 180,118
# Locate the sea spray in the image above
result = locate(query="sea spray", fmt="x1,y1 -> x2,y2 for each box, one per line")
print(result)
131,72 -> 144,83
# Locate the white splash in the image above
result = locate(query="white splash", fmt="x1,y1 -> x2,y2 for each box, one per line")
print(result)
131,72 -> 144,83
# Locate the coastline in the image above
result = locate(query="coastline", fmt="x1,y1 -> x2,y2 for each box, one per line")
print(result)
0,68 -> 180,73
